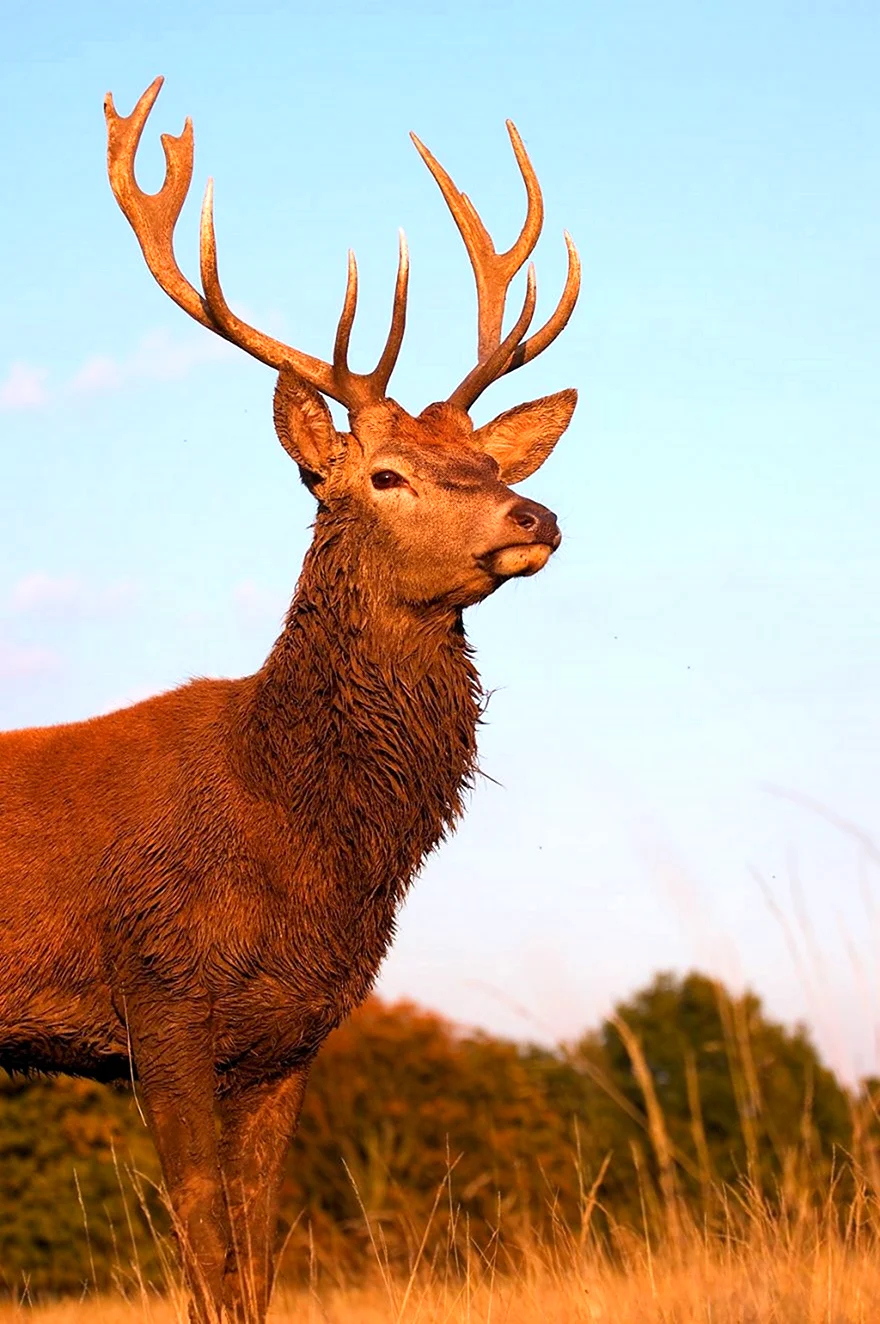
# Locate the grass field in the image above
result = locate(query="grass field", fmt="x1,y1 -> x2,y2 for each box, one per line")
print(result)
3,979 -> 879,1321
2,1246 -> 880,1322
3,1176 -> 880,1324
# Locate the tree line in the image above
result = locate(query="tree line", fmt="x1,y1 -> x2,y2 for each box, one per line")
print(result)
1,971 -> 877,1297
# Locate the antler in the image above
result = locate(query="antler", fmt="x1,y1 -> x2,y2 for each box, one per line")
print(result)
411,123 -> 580,412
105,77 -> 409,413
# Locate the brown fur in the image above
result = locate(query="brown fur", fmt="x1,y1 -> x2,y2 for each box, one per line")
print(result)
0,382 -> 576,1321
4,76 -> 581,1324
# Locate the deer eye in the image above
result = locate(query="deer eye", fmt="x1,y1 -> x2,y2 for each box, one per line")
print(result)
371,470 -> 405,491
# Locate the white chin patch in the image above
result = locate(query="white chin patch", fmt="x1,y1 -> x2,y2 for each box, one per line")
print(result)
487,544 -> 553,579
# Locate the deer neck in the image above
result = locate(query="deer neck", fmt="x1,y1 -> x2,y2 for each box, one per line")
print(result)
234,514 -> 483,894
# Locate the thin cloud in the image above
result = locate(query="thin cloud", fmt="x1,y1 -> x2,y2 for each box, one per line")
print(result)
0,361 -> 49,411
70,328 -> 235,396
1,327 -> 237,413
8,572 -> 138,618
0,639 -> 58,679
69,354 -> 122,394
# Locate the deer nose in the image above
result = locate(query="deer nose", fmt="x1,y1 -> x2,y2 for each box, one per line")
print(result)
505,498 -> 562,548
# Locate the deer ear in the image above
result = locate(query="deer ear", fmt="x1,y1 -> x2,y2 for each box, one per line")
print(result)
273,370 -> 344,491
472,388 -> 577,484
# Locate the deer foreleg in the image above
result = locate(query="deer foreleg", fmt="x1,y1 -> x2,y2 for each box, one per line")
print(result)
217,1069 -> 310,1324
126,997 -> 229,1324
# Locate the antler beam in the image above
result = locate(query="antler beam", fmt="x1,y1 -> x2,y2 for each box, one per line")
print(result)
106,77 -> 408,413
412,123 -> 581,412
106,80 -> 577,418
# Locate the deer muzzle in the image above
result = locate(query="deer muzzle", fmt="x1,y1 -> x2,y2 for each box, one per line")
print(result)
481,497 -> 561,579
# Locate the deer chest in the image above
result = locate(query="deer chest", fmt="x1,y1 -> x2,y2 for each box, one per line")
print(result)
208,889 -> 400,1078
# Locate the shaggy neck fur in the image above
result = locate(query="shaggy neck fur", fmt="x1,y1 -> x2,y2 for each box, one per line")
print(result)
235,506 -> 483,905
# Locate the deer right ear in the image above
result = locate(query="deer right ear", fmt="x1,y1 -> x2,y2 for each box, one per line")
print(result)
472,388 -> 577,484
272,371 -> 344,492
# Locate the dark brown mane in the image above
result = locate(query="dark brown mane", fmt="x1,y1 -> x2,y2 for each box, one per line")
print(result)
233,508 -> 483,937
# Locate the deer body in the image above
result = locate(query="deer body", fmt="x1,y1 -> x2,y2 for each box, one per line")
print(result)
0,558 -> 479,1085
0,80 -> 580,1323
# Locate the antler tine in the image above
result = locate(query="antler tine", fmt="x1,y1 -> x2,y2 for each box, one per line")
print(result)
105,76 -> 215,332
503,122 -> 545,273
202,191 -> 409,411
502,231 -> 581,376
411,123 -> 542,363
371,231 -> 410,397
332,250 -> 359,385
331,237 -> 409,401
330,236 -> 409,400
199,179 -> 339,400
110,78 -> 409,415
448,264 -> 537,413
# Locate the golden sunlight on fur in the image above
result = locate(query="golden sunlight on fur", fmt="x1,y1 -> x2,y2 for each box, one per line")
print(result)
1,77 -> 581,1324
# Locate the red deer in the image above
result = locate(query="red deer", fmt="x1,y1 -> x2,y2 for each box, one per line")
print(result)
0,78 -> 580,1322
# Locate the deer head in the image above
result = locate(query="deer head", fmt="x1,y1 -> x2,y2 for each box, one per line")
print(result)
105,78 -> 581,612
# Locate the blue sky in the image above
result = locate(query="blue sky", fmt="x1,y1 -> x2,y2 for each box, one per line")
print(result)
2,2 -> 880,1077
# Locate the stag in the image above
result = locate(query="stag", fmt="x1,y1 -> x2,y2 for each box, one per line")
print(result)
0,78 -> 580,1322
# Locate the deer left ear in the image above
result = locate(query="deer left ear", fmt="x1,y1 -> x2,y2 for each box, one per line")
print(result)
472,388 -> 577,484
273,370 -> 345,493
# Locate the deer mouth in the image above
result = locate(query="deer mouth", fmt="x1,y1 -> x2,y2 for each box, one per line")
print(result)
480,542 -> 557,579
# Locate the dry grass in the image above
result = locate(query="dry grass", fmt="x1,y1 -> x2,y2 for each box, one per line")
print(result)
4,1180 -> 880,1324
2,1239 -> 880,1324
5,982 -> 880,1322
